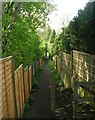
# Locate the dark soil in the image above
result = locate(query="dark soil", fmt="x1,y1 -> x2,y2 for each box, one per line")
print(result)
23,60 -> 56,118
55,85 -> 73,120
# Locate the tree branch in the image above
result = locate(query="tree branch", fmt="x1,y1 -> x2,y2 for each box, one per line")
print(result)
6,2 -> 22,31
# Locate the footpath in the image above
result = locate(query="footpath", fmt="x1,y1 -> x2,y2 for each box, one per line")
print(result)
23,60 -> 55,118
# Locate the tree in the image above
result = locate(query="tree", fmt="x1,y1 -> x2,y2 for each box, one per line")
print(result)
56,1 -> 95,54
49,29 -> 56,43
2,2 -> 54,68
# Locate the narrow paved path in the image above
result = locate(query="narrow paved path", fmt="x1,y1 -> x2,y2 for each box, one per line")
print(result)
23,60 -> 55,118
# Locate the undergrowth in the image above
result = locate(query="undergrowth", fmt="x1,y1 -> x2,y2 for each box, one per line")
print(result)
49,60 -> 64,90
24,66 -> 43,111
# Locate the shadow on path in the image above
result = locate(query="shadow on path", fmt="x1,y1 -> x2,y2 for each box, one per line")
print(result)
23,60 -> 55,118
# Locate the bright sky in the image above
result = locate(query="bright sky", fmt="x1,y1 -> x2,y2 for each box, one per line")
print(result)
48,0 -> 89,32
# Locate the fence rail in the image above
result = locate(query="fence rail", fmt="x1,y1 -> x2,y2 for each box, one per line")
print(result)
0,56 -> 41,119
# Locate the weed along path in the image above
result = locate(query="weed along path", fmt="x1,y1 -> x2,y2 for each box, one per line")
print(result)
23,60 -> 55,118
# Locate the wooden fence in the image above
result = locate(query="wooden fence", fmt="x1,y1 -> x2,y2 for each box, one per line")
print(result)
53,52 -> 72,88
54,50 -> 95,88
0,56 -> 41,119
53,50 -> 95,118
1,56 -> 16,118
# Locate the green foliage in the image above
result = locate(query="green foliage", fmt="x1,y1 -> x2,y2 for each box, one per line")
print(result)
49,60 -> 65,92
49,1 -> 95,55
49,29 -> 56,43
2,2 -> 54,69
49,60 -> 55,72
32,75 -> 39,88
49,60 -> 62,84
24,103 -> 31,110
32,66 -> 43,88
28,89 -> 37,104
64,1 -> 95,54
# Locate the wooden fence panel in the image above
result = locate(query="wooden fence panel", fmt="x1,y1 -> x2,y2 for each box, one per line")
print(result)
61,52 -> 72,88
73,50 -> 95,82
53,56 -> 56,69
57,56 -> 61,74
1,56 -> 16,118
24,67 -> 29,102
14,64 -> 25,118
55,50 -> 95,89
0,60 -> 2,120
14,72 -> 20,118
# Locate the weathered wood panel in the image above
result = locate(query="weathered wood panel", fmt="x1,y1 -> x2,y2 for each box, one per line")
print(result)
0,60 -> 2,120
14,64 -> 25,118
1,56 -> 16,118
73,50 -> 95,82
61,52 -> 72,88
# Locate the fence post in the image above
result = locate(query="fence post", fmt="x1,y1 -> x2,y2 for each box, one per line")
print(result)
33,62 -> 35,76
20,64 -> 25,117
17,69 -> 22,117
51,77 -> 56,113
60,52 -> 63,79
71,51 -> 73,87
3,59 -> 9,118
73,81 -> 78,118
11,57 -> 18,118
28,66 -> 30,93
22,65 -> 25,108
30,65 -> 32,91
